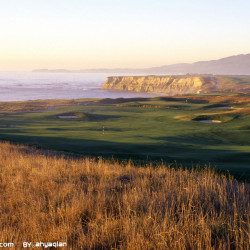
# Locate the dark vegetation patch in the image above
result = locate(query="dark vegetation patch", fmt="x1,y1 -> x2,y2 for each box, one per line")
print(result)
159,97 -> 209,104
53,112 -> 123,121
98,97 -> 149,105
84,113 -> 123,121
203,103 -> 230,109
238,125 -> 250,130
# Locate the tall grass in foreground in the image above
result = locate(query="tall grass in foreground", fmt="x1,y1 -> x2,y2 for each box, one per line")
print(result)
0,142 -> 249,249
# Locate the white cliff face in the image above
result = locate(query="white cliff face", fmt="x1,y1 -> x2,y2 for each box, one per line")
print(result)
102,76 -> 216,95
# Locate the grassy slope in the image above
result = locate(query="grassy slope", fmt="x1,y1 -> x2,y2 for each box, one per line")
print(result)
0,142 -> 249,249
0,95 -> 249,179
217,76 -> 250,93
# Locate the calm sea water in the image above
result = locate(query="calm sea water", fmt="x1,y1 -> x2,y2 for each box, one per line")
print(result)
0,72 -> 160,102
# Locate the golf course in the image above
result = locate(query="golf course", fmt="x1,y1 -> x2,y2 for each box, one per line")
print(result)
0,93 -> 249,180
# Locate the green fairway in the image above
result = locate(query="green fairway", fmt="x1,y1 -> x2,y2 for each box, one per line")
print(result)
0,96 -> 249,179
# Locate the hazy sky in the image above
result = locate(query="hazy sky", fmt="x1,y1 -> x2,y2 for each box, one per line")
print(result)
1,0 -> 250,71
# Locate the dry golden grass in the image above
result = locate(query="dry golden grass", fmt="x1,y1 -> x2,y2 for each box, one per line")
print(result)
0,142 -> 249,249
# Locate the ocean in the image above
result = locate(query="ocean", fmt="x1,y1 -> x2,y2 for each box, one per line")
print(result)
0,72 -> 159,102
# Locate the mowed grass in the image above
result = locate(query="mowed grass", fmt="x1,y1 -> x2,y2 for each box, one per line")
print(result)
0,95 -> 249,179
0,142 -> 249,249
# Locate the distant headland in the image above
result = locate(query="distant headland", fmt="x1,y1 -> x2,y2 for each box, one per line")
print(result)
33,53 -> 250,75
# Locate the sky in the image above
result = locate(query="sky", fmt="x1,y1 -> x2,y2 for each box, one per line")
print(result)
0,0 -> 250,71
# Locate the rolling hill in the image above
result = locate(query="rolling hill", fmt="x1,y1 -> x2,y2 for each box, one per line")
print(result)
34,54 -> 250,75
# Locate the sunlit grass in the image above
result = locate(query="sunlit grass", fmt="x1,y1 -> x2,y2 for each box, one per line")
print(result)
0,142 -> 249,249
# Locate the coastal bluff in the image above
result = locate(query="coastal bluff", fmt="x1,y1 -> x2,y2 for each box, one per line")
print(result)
102,76 -> 217,95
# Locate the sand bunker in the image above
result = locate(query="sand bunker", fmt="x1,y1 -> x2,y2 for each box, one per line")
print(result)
199,120 -> 222,123
58,116 -> 77,119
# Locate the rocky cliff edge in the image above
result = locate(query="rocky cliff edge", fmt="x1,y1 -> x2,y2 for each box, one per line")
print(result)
102,76 -> 216,95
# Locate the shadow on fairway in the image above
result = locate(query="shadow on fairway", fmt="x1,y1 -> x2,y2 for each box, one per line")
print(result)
159,97 -> 209,104
0,133 -> 249,181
